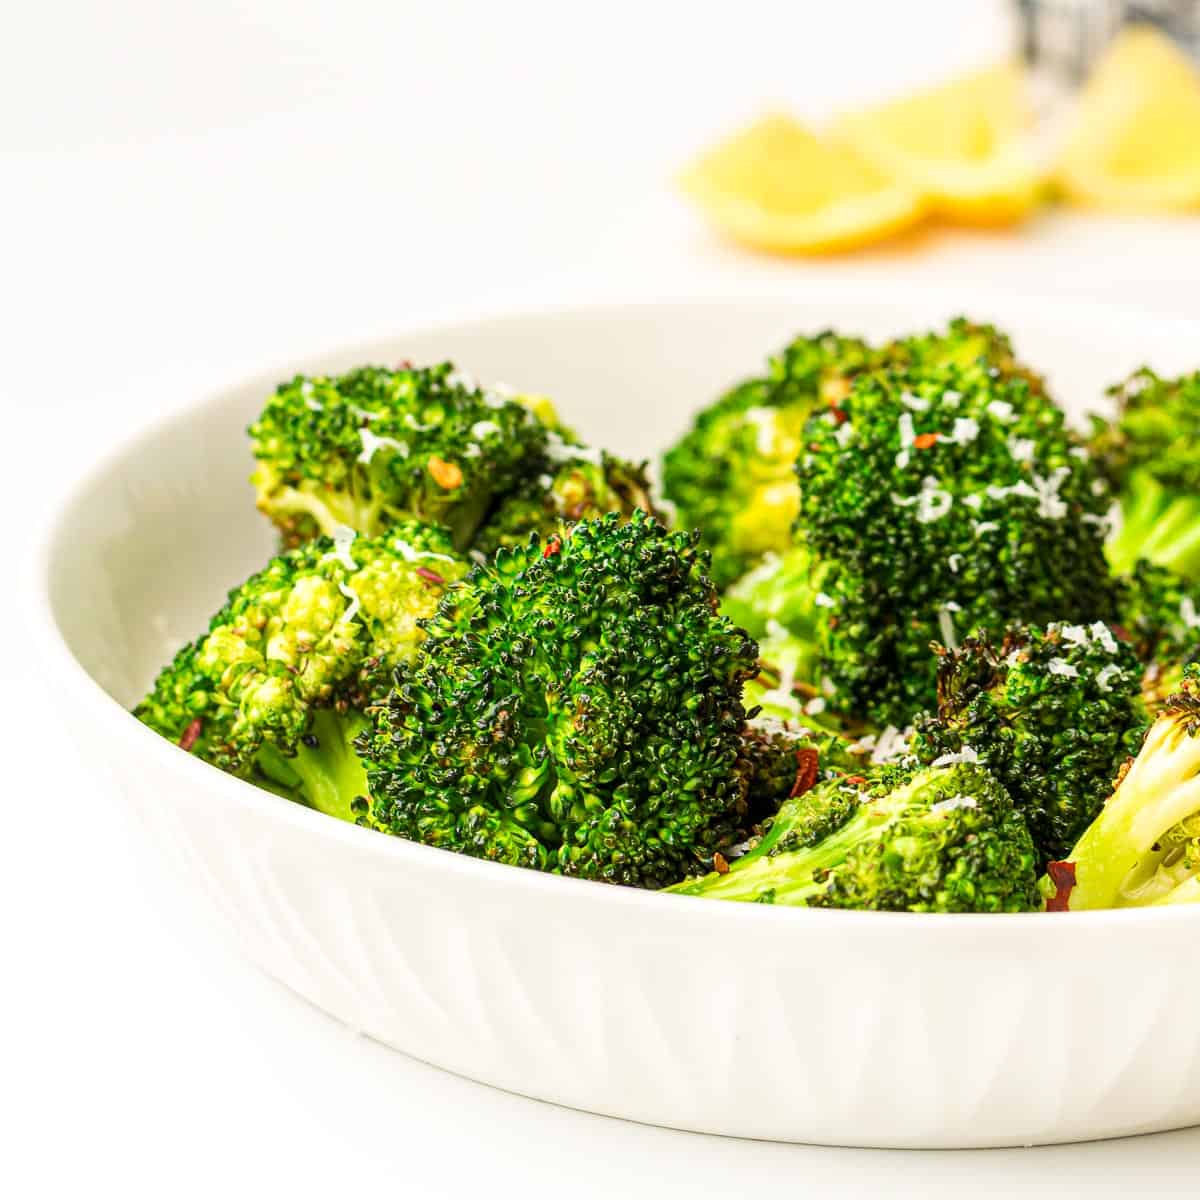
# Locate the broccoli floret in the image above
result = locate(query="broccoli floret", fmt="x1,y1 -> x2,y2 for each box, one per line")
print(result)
738,715 -> 868,827
912,623 -> 1144,865
1090,368 -> 1200,580
1116,558 -> 1200,712
1048,664 -> 1200,910
249,364 -> 548,550
797,347 -> 1119,725
135,522 -> 467,820
360,511 -> 759,886
662,332 -> 878,588
473,435 -> 656,556
666,764 -> 1040,912
662,319 -> 1038,591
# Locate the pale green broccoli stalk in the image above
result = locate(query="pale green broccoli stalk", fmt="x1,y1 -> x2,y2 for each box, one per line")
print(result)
1046,664 -> 1200,911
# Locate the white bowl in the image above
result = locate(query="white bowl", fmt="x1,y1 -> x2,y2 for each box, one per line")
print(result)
33,287 -> 1200,1149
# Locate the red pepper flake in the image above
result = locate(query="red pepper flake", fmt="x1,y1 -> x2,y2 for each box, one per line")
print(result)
789,747 -> 820,798
831,408 -> 848,425
415,566 -> 445,586
428,456 -> 464,490
1045,860 -> 1077,912
844,775 -> 867,785
179,718 -> 203,752
395,358 -> 413,370
713,852 -> 730,876
913,432 -> 939,450
1111,624 -> 1132,643
542,535 -> 562,558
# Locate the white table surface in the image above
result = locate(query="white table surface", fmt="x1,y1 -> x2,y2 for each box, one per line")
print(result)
6,2 -> 1200,1195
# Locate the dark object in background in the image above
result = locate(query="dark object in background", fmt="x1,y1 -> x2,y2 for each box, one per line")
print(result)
1017,0 -> 1200,80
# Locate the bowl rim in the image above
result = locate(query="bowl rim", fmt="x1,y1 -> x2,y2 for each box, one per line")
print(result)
29,282 -> 1200,934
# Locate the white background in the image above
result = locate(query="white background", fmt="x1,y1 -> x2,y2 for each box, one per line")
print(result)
6,1 -> 1200,1196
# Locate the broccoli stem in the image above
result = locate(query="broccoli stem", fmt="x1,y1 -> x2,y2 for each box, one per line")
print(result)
1065,715 -> 1200,909
1108,471 -> 1200,579
1153,874 -> 1200,905
255,708 -> 370,823
670,802 -> 879,903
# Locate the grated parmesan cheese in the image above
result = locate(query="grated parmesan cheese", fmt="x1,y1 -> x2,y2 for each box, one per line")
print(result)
743,407 -> 778,455
1006,435 -> 1036,462
324,524 -> 358,571
931,794 -> 978,814
337,581 -> 362,625
1095,664 -> 1123,692
949,417 -> 980,444
986,399 -> 1016,422
358,427 -> 409,463
901,390 -> 930,412
938,605 -> 959,651
1048,658 -> 1080,678
930,745 -> 980,767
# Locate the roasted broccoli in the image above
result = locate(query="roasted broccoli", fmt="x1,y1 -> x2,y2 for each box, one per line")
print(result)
912,623 -> 1144,865
1090,368 -> 1200,581
797,347 -> 1119,725
1116,557 -> 1200,711
473,434 -> 656,556
663,319 -> 1041,591
360,511 -> 758,886
135,522 -> 466,820
738,715 -> 867,827
1048,663 -> 1200,910
662,332 -> 877,588
249,364 -> 548,550
666,763 -> 1040,912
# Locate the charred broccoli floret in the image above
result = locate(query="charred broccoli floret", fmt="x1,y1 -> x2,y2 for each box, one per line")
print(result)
1048,663 -> 1200,910
662,332 -> 877,588
361,511 -> 759,886
912,623 -> 1144,865
1090,368 -> 1200,580
135,522 -> 466,820
1116,558 -> 1200,712
797,350 -> 1118,725
249,364 -> 547,549
666,764 -> 1040,912
473,434 -> 656,556
738,715 -> 868,827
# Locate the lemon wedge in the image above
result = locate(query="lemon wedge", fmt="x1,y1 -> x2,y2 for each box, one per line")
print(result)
833,63 -> 1041,224
1059,26 -> 1200,212
680,114 -> 923,255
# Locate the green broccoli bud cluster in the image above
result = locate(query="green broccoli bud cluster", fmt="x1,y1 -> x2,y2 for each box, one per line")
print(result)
1090,368 -> 1200,580
249,364 -> 549,550
360,511 -> 758,886
667,763 -> 1040,912
473,436 -> 656,556
135,521 -> 467,820
912,622 -> 1144,865
1116,558 -> 1200,712
796,351 -> 1118,725
249,364 -> 653,557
